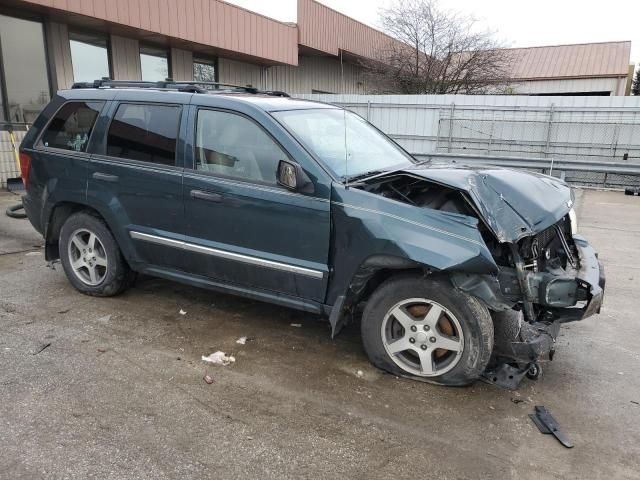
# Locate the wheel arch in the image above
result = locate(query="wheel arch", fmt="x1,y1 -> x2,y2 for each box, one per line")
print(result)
44,201 -> 128,264
329,254 -> 436,337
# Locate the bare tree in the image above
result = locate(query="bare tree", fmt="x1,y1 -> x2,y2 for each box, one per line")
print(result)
365,0 -> 512,94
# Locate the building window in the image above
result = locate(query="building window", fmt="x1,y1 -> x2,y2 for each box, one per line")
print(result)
69,32 -> 111,83
40,101 -> 104,152
140,45 -> 169,81
193,57 -> 217,83
0,14 -> 50,124
107,103 -> 181,166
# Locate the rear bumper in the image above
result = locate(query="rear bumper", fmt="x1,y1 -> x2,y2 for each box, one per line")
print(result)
21,193 -> 43,235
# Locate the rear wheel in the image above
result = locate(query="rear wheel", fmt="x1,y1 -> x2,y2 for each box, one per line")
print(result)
59,212 -> 134,296
361,275 -> 494,386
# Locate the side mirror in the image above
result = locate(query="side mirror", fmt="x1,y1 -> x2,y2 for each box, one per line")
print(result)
277,160 -> 314,194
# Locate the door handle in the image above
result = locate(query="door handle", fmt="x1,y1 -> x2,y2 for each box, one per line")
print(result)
191,190 -> 223,202
92,172 -> 119,183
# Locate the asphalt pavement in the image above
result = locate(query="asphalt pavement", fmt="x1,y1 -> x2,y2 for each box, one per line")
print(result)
0,189 -> 639,479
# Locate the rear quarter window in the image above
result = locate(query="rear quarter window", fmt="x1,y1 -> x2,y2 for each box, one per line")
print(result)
40,101 -> 104,152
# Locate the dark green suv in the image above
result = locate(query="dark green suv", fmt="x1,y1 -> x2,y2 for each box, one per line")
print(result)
19,80 -> 604,387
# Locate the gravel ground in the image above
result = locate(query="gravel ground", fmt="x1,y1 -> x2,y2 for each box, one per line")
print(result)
0,189 -> 639,479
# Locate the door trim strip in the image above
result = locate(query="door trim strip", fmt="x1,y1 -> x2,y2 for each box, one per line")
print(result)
129,231 -> 324,279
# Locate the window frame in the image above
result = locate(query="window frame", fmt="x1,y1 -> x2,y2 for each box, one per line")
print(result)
34,100 -> 105,155
139,44 -> 171,82
68,29 -> 113,83
191,107 -> 295,189
192,55 -> 218,83
102,101 -> 183,169
0,10 -> 53,126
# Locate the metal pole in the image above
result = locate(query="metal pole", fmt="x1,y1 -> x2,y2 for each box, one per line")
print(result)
366,100 -> 371,122
447,102 -> 455,153
544,103 -> 555,161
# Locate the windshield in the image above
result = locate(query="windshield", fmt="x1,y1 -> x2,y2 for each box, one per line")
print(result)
273,108 -> 416,180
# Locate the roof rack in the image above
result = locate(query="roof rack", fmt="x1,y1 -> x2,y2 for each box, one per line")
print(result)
71,78 -> 290,97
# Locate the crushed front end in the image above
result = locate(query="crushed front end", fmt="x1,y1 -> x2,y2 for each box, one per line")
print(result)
454,213 -> 605,388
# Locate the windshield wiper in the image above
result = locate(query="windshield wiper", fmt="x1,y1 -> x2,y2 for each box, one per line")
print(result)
344,159 -> 430,184
343,169 -> 389,183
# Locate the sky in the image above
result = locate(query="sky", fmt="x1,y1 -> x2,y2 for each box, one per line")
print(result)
226,0 -> 639,65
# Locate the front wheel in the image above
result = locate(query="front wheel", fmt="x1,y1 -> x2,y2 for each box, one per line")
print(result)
361,275 -> 494,386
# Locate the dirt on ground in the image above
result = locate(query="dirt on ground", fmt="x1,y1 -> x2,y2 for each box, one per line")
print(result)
0,189 -> 639,479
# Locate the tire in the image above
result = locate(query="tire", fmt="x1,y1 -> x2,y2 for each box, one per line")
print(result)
361,274 -> 494,386
59,212 -> 135,297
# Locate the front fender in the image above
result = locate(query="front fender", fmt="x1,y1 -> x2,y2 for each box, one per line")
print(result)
327,185 -> 497,308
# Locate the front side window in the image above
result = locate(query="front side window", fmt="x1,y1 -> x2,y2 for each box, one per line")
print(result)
195,110 -> 287,184
69,32 -> 110,83
40,102 -> 103,152
273,109 -> 416,180
106,103 -> 181,165
193,57 -> 216,82
0,14 -> 50,123
140,45 -> 169,81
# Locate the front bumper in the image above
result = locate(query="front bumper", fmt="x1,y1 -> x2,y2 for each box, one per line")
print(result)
525,235 -> 605,323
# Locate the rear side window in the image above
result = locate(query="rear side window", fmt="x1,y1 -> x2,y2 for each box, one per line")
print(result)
40,101 -> 103,152
106,103 -> 181,166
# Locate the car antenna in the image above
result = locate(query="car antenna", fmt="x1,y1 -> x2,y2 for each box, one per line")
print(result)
343,108 -> 349,189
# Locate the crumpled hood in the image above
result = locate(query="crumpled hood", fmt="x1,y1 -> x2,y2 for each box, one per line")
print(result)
402,163 -> 573,242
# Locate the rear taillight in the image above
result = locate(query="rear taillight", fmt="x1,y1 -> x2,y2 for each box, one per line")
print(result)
19,152 -> 31,187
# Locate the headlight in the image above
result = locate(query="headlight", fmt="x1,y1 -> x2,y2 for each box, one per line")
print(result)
568,207 -> 578,235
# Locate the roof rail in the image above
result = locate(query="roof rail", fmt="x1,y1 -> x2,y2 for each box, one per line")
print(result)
71,78 -> 290,97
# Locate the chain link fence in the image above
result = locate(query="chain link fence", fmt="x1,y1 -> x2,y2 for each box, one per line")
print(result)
435,106 -> 640,188
299,94 -> 640,189
0,127 -> 28,188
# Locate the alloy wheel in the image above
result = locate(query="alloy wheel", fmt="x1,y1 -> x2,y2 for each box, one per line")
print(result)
67,228 -> 108,286
381,298 -> 465,377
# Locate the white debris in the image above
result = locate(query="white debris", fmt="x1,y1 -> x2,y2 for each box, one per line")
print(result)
290,323 -> 302,328
356,370 -> 364,378
25,251 -> 42,256
179,309 -> 187,315
201,351 -> 236,366
236,336 -> 248,345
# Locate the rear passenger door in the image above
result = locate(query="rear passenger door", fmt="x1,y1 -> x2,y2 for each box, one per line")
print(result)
87,97 -> 185,270
181,107 -> 331,302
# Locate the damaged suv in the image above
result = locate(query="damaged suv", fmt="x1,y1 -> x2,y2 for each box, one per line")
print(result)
20,80 -> 604,387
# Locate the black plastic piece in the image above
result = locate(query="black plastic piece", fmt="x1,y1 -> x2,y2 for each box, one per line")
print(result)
529,406 -> 574,448
481,363 -> 529,390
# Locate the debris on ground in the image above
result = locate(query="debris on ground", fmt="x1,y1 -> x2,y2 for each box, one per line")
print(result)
290,323 -> 302,328
201,351 -> 236,366
179,309 -> 187,315
25,251 -> 41,256
529,405 -> 573,448
356,370 -> 364,378
631,400 -> 639,405
97,348 -> 107,353
511,397 -> 525,404
236,336 -> 248,345
32,343 -> 51,355
57,308 -> 71,314
203,374 -> 215,384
